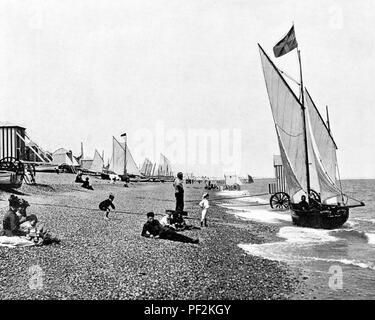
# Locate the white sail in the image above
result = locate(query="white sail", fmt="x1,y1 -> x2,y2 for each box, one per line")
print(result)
305,89 -> 342,202
306,112 -> 320,195
259,45 -> 307,200
109,137 -> 141,176
81,159 -> 93,171
157,153 -> 173,176
140,158 -> 153,176
90,150 -> 104,173
146,161 -> 153,176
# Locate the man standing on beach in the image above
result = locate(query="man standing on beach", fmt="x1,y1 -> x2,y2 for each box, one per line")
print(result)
173,172 -> 184,212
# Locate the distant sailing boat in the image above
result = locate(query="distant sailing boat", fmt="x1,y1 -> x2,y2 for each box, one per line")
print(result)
154,153 -> 174,182
259,27 -> 364,229
140,158 -> 153,177
104,136 -> 141,180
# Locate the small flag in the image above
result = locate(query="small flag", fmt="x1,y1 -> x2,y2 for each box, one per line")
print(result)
273,26 -> 298,58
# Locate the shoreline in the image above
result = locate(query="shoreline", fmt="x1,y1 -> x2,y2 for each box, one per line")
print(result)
1,173 -> 305,300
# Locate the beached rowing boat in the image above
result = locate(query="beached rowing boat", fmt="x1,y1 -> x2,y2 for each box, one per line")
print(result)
0,157 -> 24,189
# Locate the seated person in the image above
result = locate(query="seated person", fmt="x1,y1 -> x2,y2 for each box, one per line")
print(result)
82,177 -> 94,190
0,195 -> 26,237
298,195 -> 309,211
160,212 -> 175,229
75,171 -> 84,183
170,212 -> 186,231
21,214 -> 60,246
21,214 -> 43,245
141,212 -> 198,244
17,199 -> 30,225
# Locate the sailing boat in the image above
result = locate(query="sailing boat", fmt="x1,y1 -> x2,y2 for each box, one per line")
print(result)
80,150 -> 104,175
104,136 -> 142,181
140,158 -> 153,177
259,36 -> 364,229
155,153 -> 174,182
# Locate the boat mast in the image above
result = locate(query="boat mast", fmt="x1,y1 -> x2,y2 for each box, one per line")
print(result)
121,133 -> 127,179
297,49 -> 311,197
326,105 -> 331,132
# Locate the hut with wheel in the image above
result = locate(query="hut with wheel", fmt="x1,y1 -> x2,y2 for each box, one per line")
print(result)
268,155 -> 290,210
0,122 -> 27,189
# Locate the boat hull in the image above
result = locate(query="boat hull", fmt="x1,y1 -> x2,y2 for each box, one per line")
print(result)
34,165 -> 58,173
290,205 -> 349,229
0,170 -> 23,189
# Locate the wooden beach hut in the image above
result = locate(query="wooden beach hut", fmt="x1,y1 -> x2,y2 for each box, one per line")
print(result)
0,122 -> 26,160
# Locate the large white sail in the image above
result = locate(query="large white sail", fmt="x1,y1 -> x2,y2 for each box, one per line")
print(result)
90,150 -> 104,173
109,137 -> 141,176
259,45 -> 307,200
305,89 -> 342,202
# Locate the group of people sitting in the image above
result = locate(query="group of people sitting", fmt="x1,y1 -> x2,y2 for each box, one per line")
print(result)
75,171 -> 94,190
141,212 -> 199,244
0,195 -> 60,246
140,192 -> 211,244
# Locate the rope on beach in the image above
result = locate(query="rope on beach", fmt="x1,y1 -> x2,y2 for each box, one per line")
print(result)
134,192 -> 270,204
194,192 -> 270,202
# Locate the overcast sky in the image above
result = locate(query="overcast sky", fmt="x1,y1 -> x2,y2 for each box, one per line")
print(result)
0,0 -> 374,178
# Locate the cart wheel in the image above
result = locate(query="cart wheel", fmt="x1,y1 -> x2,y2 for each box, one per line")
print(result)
309,189 -> 321,202
270,192 -> 290,210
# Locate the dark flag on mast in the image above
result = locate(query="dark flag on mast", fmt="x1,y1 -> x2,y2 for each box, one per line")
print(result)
273,26 -> 298,58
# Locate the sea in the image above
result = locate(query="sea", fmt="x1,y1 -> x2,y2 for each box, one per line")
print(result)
216,178 -> 375,300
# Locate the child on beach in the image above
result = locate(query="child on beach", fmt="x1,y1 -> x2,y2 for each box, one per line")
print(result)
82,177 -> 94,190
21,214 -> 60,245
99,194 -> 115,220
199,193 -> 210,227
22,214 -> 43,245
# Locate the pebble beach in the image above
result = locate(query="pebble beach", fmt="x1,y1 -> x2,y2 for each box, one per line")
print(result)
0,173 -> 303,300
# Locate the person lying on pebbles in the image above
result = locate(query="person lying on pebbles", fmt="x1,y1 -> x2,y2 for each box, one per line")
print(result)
141,212 -> 199,244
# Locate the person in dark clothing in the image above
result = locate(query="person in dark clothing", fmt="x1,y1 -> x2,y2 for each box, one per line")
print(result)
298,195 -> 309,211
141,212 -> 198,244
99,194 -> 115,220
170,212 -> 186,231
173,172 -> 184,212
75,171 -> 84,183
82,177 -> 94,190
0,195 -> 26,237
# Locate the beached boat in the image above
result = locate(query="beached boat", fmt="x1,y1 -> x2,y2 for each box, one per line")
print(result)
0,157 -> 24,189
107,136 -> 142,181
259,29 -> 364,229
34,163 -> 58,173
80,150 -> 104,176
153,153 -> 174,182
